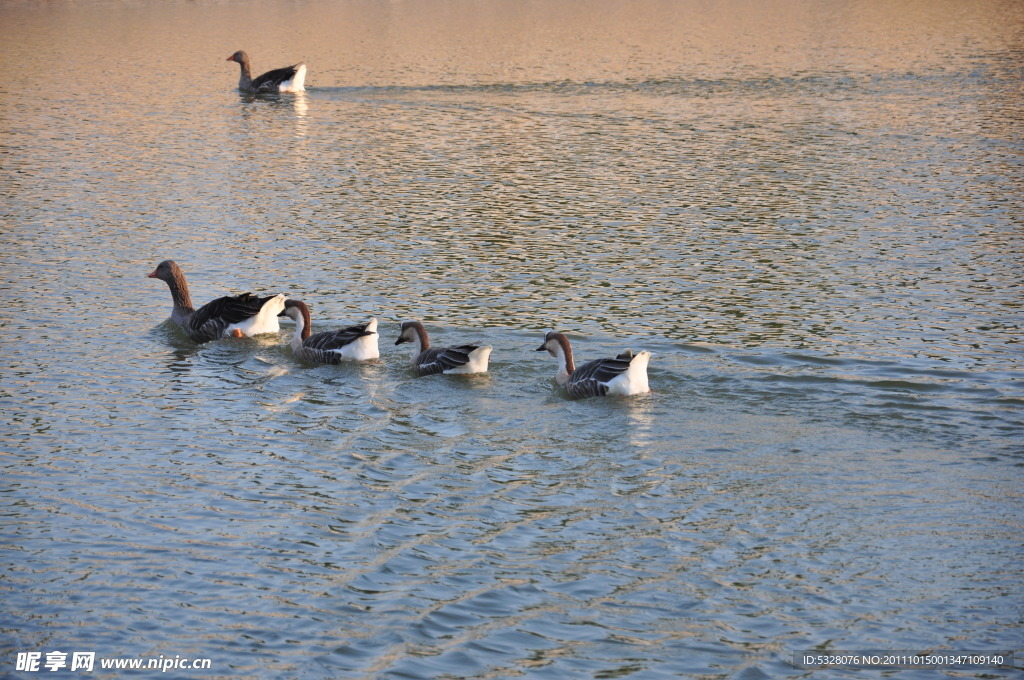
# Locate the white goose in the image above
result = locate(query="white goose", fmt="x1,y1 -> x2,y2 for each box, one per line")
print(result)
147,260 -> 285,343
280,300 -> 379,363
536,331 -> 650,398
226,50 -> 306,94
395,321 -> 492,375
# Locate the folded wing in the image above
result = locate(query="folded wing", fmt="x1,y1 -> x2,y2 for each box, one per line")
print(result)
187,292 -> 278,343
253,64 -> 303,93
304,321 -> 377,352
566,357 -> 634,399
415,345 -> 482,376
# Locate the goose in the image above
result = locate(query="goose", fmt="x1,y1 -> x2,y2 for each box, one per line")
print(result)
280,299 -> 379,363
536,331 -> 650,398
395,321 -> 492,375
147,260 -> 286,343
226,50 -> 306,94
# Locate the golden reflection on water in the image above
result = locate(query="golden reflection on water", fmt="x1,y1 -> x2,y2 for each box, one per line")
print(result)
292,0 -> 1022,85
4,0 -> 1020,91
1,0 -> 1020,354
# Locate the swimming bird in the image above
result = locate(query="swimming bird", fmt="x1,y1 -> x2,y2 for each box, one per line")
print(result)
226,50 -> 306,94
535,331 -> 650,398
394,321 -> 492,375
147,260 -> 286,343
280,299 -> 379,363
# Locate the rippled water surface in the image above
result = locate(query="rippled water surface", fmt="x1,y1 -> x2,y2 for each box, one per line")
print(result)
2,0 -> 1022,677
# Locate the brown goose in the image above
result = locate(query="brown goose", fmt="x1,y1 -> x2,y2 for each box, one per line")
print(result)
536,331 -> 650,398
280,300 -> 379,363
226,50 -> 306,94
394,321 -> 492,376
147,260 -> 285,343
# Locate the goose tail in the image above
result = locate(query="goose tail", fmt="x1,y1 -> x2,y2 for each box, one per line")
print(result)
607,350 -> 651,396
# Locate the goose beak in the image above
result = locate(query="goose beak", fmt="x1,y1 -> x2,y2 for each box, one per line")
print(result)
535,343 -> 547,352
395,337 -> 407,345
146,270 -> 158,278
225,55 -> 235,62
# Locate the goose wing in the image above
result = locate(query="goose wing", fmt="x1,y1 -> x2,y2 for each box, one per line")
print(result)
187,292 -> 277,343
414,345 -> 480,375
304,321 -> 376,352
252,65 -> 301,93
566,357 -> 634,398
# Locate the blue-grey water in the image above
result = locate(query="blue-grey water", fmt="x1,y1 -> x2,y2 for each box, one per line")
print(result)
1,0 -> 1022,678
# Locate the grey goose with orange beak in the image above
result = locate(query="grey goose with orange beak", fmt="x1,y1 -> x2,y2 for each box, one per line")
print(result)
226,50 -> 306,94
147,259 -> 285,343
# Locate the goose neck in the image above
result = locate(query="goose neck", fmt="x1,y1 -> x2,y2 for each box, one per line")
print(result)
554,335 -> 575,381
284,301 -> 311,346
234,55 -> 253,88
297,304 -> 312,342
164,270 -> 194,314
409,322 -> 430,352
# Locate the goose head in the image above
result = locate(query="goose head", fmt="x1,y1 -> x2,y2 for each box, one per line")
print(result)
536,331 -> 575,382
279,298 -> 307,323
279,299 -> 310,341
147,259 -> 182,283
536,331 -> 569,358
395,321 -> 427,347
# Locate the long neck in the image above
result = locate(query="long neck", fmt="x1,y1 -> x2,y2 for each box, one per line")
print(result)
165,270 -> 194,314
554,336 -> 575,383
290,314 -> 306,350
236,58 -> 253,90
297,304 -> 311,342
287,303 -> 312,348
410,322 -> 430,352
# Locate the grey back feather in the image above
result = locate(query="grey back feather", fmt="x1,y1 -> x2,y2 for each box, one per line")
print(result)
413,345 -> 481,375
565,357 -> 634,399
297,321 -> 375,364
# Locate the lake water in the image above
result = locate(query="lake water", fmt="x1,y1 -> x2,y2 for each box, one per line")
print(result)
1,0 -> 1022,677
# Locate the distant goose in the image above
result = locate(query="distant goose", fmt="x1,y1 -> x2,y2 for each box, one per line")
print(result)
536,331 -> 650,398
147,260 -> 286,343
226,50 -> 306,94
395,321 -> 492,375
280,299 -> 379,363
